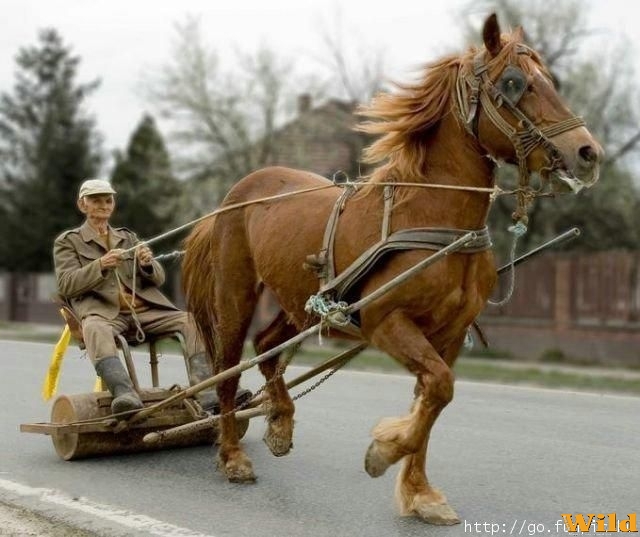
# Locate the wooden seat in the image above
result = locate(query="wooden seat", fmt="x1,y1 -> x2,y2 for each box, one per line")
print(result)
54,296 -> 188,391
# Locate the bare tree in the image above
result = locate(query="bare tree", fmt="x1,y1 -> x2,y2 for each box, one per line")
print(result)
313,10 -> 388,105
145,17 -> 303,213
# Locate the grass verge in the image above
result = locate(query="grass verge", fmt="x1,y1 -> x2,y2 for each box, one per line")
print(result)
3,329 -> 639,396
285,344 -> 640,396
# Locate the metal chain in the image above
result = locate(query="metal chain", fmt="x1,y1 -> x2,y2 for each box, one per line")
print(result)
290,365 -> 343,401
213,357 -> 349,420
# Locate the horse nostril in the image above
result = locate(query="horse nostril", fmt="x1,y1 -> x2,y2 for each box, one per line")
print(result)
578,145 -> 598,163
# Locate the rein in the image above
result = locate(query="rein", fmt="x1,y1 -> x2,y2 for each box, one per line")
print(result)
122,180 -> 513,256
126,51 -> 586,256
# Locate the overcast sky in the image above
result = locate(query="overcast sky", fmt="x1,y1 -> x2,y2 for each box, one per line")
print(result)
1,0 -> 638,174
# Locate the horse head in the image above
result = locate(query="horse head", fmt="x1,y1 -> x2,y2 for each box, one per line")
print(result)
457,14 -> 603,196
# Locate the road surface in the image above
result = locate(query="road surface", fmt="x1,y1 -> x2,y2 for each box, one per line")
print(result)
1,340 -> 638,536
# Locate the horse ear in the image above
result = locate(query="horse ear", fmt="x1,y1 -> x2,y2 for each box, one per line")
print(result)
482,13 -> 502,57
513,26 -> 524,41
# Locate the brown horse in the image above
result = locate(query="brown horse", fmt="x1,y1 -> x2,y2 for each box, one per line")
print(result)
182,14 -> 601,524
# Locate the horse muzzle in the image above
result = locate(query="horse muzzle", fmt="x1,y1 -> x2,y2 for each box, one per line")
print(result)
550,139 -> 603,194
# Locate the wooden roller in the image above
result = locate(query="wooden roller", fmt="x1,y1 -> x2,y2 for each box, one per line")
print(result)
22,388 -> 248,461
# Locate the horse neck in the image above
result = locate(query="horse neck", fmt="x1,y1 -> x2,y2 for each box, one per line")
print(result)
377,114 -> 496,231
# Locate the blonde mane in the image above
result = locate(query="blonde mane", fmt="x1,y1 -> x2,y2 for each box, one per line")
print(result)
356,28 -> 547,182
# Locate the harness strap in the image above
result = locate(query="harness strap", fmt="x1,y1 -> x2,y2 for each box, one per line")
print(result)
322,188 -> 352,285
381,185 -> 395,240
306,184 -> 396,287
304,182 -> 492,335
304,187 -> 354,285
320,227 -> 492,301
455,49 -> 587,226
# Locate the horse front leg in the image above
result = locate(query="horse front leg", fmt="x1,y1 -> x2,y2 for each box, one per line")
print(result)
392,333 -> 467,523
364,310 -> 460,525
254,311 -> 298,457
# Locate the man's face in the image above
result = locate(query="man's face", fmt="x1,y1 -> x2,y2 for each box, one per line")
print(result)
77,194 -> 115,221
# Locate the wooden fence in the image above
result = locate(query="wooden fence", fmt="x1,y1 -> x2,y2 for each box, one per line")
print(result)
3,250 -> 640,365
480,251 -> 640,365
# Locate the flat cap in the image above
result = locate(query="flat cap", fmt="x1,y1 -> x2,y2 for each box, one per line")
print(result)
78,179 -> 116,199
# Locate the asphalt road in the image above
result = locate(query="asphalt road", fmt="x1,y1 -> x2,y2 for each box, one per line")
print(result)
1,340 -> 638,537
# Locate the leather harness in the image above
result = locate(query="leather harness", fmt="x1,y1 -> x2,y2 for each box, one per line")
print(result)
304,185 -> 492,335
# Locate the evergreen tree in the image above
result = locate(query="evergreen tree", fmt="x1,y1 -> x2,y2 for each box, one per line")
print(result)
110,114 -> 181,244
0,28 -> 102,271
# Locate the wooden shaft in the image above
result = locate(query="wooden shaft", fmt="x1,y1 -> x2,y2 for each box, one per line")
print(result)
130,235 -> 475,425
143,342 -> 368,445
497,227 -> 580,275
126,323 -> 322,425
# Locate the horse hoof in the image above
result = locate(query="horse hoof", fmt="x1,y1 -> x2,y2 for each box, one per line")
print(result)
225,464 -> 257,483
227,471 -> 256,484
217,455 -> 256,483
414,502 -> 460,525
263,430 -> 293,457
364,440 -> 391,478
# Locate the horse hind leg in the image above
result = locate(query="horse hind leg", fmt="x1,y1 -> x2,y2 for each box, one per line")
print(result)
364,310 -> 460,525
217,373 -> 256,482
214,276 -> 260,483
253,309 -> 298,457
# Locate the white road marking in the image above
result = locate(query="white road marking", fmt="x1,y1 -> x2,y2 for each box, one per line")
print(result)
0,477 -> 215,537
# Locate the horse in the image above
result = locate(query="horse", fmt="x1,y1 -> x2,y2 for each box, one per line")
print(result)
182,14 -> 602,524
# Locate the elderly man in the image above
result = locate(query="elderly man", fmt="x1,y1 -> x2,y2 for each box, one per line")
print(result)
53,179 -> 248,414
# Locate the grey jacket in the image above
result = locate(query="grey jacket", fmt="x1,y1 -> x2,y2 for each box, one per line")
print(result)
53,221 -> 178,320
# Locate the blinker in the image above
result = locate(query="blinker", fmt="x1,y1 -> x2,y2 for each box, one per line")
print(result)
496,66 -> 527,105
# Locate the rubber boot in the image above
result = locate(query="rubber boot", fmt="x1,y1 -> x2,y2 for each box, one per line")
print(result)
95,356 -> 144,414
186,353 -> 252,414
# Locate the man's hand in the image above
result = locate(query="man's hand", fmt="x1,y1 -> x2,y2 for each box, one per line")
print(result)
136,244 -> 154,267
99,249 -> 125,270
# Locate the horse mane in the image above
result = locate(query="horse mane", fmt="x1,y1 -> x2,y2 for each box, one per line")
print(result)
356,27 -> 547,182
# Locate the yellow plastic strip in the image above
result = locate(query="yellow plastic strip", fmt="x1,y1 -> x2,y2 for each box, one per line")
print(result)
41,324 -> 71,401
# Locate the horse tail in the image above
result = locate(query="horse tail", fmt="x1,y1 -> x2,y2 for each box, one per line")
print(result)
182,217 -> 222,369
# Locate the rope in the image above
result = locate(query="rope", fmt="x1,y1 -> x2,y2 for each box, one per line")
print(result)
114,254 -> 145,343
463,328 -> 474,351
304,294 -> 350,326
154,250 -> 184,262
488,221 -> 527,307
304,294 -> 351,344
120,180 -> 513,256
121,183 -> 338,254
117,175 -> 526,319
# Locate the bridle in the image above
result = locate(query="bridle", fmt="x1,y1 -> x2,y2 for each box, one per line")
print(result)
455,45 -> 585,223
